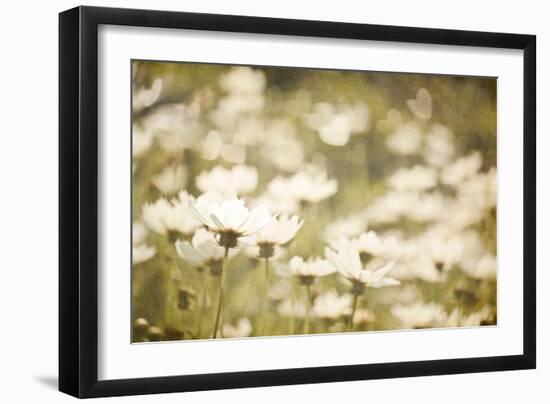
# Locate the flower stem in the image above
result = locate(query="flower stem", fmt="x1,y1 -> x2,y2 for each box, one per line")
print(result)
348,294 -> 359,332
304,284 -> 312,334
196,270 -> 207,338
258,257 -> 270,336
212,247 -> 229,339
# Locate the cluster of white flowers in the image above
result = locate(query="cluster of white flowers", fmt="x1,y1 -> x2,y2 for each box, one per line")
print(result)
132,222 -> 156,265
131,63 -> 497,342
304,102 -> 370,146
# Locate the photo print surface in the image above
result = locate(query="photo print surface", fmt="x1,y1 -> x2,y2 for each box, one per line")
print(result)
131,60 -> 497,342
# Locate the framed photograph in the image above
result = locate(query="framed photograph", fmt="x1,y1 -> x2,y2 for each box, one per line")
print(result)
59,6 -> 536,398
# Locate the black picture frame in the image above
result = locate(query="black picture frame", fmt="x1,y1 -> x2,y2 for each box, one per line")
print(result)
59,5 -> 536,398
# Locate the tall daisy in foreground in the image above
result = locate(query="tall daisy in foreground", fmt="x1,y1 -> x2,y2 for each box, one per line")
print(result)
190,195 -> 275,338
326,242 -> 400,331
286,256 -> 335,334
142,191 -> 202,241
243,214 -> 303,335
175,228 -> 236,337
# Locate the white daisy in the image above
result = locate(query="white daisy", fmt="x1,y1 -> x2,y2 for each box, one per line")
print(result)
312,290 -> 352,321
152,164 -> 187,195
391,301 -> 448,329
305,102 -> 369,146
388,165 -> 438,192
243,214 -> 303,258
222,318 -> 253,338
267,168 -> 337,205
132,243 -> 156,265
440,152 -> 482,186
133,222 -> 155,264
132,125 -> 154,158
133,78 -> 163,112
423,124 -> 455,168
190,195 -> 274,248
323,212 -> 369,242
175,228 -> 231,274
386,122 -> 423,155
196,164 -> 258,196
286,256 -> 335,283
142,191 -> 202,239
278,299 -> 307,318
325,241 -> 399,294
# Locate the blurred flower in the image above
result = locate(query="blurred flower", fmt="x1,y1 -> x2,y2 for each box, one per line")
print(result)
222,318 -> 253,338
278,299 -> 306,318
211,67 -> 266,128
243,215 -> 303,259
391,301 -> 447,329
407,88 -> 432,120
133,222 -> 148,245
196,164 -> 258,196
133,243 -> 156,265
244,244 -> 287,261
132,125 -> 154,158
325,241 -> 399,294
133,78 -> 163,112
418,227 -> 465,273
440,152 -> 482,186
423,124 -> 455,168
142,191 -> 202,239
152,164 -> 187,195
456,168 -> 497,212
261,121 -> 304,172
220,143 -> 246,164
200,131 -> 223,160
220,66 -> 266,95
382,230 -> 458,283
268,278 -> 293,301
445,306 -> 494,327
190,196 -> 274,248
132,223 -> 156,265
376,109 -> 402,133
386,122 -> 422,155
175,228 -> 231,269
454,230 -> 494,279
352,308 -> 377,327
366,191 -> 417,224
462,252 -> 497,280
388,165 -> 438,192
347,231 -> 385,263
286,256 -> 335,284
252,192 -> 301,215
405,192 -> 447,223
312,290 -> 352,321
323,212 -> 369,242
142,103 -> 202,152
147,326 -> 165,341
231,116 -> 265,146
305,102 -> 369,146
267,167 -> 337,205
133,318 -> 150,341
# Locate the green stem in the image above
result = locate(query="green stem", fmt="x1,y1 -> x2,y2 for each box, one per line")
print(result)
289,286 -> 296,334
212,248 -> 229,339
196,270 -> 207,338
304,284 -> 312,334
258,257 -> 270,336
348,294 -> 359,332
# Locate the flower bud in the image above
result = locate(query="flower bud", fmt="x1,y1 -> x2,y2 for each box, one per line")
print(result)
147,326 -> 164,341
177,286 -> 197,311
133,318 -> 149,342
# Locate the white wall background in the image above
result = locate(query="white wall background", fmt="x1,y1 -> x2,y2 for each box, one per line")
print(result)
0,0 -> 545,402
